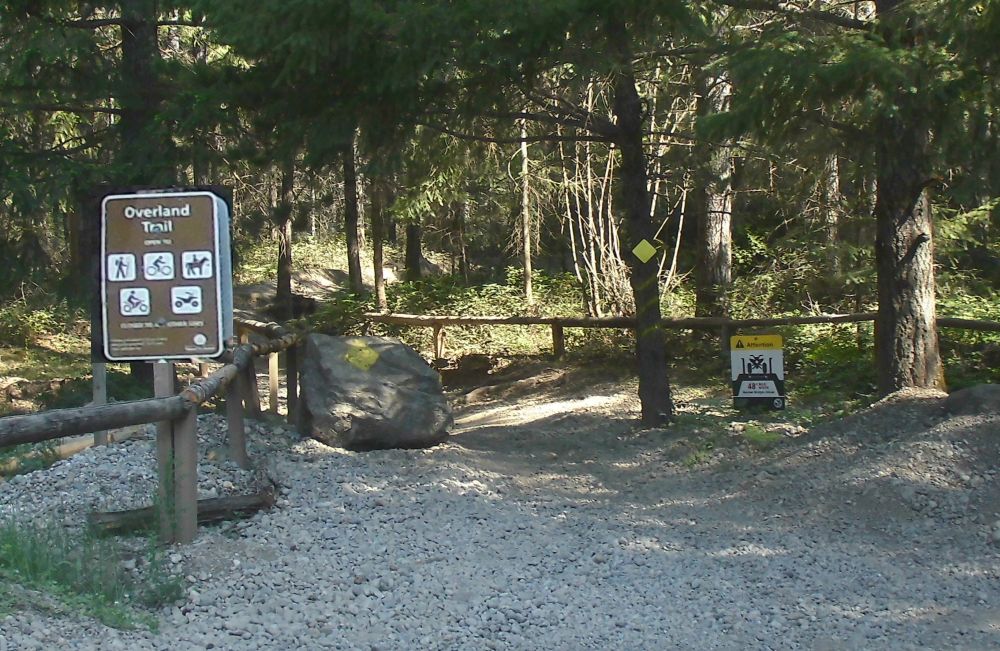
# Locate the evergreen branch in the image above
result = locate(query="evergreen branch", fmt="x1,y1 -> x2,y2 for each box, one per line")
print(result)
46,16 -> 203,29
62,18 -> 124,29
519,86 -> 616,133
417,121 -> 612,144
813,113 -> 866,139
714,0 -> 870,30
480,110 -> 618,137
157,19 -> 206,28
0,102 -> 122,116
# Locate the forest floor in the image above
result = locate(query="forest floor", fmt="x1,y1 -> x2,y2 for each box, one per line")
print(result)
1,355 -> 999,649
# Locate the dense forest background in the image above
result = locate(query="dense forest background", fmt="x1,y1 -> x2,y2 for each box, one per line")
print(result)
1,1 -> 998,422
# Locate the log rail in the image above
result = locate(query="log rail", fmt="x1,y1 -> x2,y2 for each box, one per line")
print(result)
364,311 -> 1000,359
0,317 -> 301,544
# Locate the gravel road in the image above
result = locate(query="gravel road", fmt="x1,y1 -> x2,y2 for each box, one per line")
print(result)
1,381 -> 998,650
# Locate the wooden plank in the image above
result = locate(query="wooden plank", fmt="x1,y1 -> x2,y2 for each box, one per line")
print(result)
0,396 -> 191,447
87,490 -> 275,534
268,352 -> 279,414
154,363 -> 176,544
92,362 -> 108,446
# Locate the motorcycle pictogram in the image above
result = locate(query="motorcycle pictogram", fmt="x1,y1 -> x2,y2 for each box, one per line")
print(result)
122,291 -> 148,314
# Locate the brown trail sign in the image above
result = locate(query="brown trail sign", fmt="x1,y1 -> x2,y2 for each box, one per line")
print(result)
100,190 -> 232,362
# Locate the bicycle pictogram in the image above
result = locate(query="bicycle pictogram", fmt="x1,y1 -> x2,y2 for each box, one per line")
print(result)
143,252 -> 174,280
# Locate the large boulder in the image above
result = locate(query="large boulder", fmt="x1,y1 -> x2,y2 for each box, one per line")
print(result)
297,334 -> 453,450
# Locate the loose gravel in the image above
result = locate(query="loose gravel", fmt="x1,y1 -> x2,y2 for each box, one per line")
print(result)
1,383 -> 999,650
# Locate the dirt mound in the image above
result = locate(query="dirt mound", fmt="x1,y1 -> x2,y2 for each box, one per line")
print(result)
807,387 -> 948,443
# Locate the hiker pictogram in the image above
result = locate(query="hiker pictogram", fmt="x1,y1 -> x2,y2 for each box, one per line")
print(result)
107,254 -> 136,282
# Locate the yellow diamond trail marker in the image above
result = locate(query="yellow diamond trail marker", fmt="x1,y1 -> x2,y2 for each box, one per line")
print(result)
345,339 -> 380,371
631,239 -> 657,263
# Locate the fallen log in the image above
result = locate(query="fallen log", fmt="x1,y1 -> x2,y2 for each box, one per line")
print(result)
87,488 -> 276,534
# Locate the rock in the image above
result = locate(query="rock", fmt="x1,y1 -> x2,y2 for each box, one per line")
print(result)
298,334 -> 453,450
944,384 -> 1000,416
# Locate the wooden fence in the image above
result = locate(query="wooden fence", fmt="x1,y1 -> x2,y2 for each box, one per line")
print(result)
364,311 -> 1000,359
0,318 -> 301,544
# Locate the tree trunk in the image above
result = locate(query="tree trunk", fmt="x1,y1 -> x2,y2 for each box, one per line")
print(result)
275,157 -> 295,322
370,179 -> 388,312
455,199 -> 469,282
693,72 -> 733,320
520,119 -> 534,306
872,0 -> 943,394
607,19 -> 673,426
873,123 -> 941,394
405,220 -> 423,281
119,0 -> 171,387
118,0 -> 172,186
821,154 -> 842,274
342,133 -> 364,295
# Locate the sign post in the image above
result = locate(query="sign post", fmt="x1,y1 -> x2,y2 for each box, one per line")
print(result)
98,188 -> 233,543
730,334 -> 786,410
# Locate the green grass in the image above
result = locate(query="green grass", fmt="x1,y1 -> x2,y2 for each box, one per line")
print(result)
0,517 -> 184,630
741,424 -> 784,451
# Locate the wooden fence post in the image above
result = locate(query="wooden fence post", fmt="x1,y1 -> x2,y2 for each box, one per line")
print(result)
551,324 -> 565,359
154,361 -> 200,543
92,362 -> 108,446
243,360 -> 262,417
173,406 -> 198,544
225,377 -> 250,469
433,324 -> 446,360
286,344 -> 298,425
268,352 -> 280,414
153,362 -> 176,543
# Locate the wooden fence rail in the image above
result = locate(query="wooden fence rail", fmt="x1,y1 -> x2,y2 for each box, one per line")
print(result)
365,311 -> 1000,359
0,317 -> 301,544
